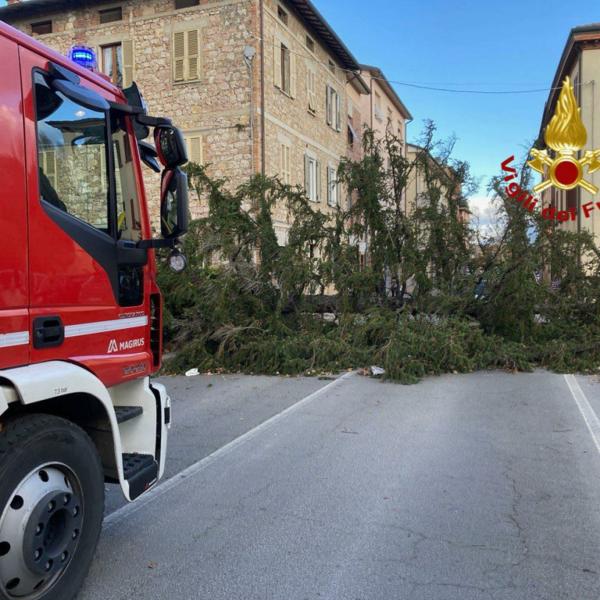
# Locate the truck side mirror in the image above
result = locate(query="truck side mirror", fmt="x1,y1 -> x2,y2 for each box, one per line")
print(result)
160,167 -> 189,239
154,126 -> 187,169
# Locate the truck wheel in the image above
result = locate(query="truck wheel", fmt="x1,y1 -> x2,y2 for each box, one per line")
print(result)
0,414 -> 104,600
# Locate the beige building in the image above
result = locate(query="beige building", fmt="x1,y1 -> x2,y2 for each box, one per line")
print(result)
1,0 -> 361,240
406,143 -> 470,222
536,24 -> 600,240
357,64 -> 412,153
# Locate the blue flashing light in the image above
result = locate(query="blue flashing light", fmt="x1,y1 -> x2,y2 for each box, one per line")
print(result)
68,46 -> 97,71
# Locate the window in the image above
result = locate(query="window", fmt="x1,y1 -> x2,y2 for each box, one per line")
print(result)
111,112 -> 142,242
31,20 -> 52,35
173,29 -> 201,82
374,92 -> 383,122
184,134 -> 203,165
35,74 -> 110,232
280,143 -> 291,184
175,0 -> 199,8
328,59 -> 336,74
99,7 -> 122,23
277,5 -> 288,26
101,44 -> 123,87
566,188 -> 578,211
326,85 -> 341,131
306,35 -> 315,53
327,166 -> 339,207
273,37 -> 295,96
304,155 -> 321,202
306,67 -> 317,113
347,124 -> 356,148
100,41 -> 134,88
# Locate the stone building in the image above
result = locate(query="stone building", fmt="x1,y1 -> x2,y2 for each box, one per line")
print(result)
0,0 -> 363,240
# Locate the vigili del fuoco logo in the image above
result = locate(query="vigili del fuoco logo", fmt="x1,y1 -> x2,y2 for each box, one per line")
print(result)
501,77 -> 600,222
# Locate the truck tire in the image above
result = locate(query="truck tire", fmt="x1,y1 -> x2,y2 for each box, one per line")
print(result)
0,414 -> 104,600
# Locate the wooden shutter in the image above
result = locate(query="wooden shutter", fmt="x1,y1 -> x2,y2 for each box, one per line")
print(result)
187,29 -> 200,81
273,36 -> 282,88
307,69 -> 316,112
304,154 -> 310,194
327,166 -> 332,205
316,160 -> 321,202
289,51 -> 296,98
185,135 -> 203,165
335,91 -> 341,131
326,86 -> 332,126
173,31 -> 185,81
43,150 -> 57,188
122,40 -> 134,87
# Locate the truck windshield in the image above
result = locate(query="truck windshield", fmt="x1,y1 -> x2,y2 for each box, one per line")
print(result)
34,72 -> 142,242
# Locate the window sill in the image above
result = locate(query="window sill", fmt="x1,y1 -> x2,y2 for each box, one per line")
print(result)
173,78 -> 203,86
275,87 -> 294,99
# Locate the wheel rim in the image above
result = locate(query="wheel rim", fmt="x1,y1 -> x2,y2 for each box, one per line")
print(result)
0,464 -> 84,598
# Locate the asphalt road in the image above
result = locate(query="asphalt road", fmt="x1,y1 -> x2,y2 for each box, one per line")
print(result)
81,370 -> 600,600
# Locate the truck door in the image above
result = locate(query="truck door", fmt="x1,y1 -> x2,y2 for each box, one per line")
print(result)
19,47 -> 152,386
0,35 -> 29,369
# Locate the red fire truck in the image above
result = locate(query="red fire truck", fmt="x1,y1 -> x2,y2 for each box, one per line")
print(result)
0,22 -> 188,600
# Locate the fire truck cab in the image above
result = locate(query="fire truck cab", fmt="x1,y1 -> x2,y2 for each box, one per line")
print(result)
0,22 -> 188,600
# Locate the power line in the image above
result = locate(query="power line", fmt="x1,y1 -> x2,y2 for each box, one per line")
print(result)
255,34 -> 588,96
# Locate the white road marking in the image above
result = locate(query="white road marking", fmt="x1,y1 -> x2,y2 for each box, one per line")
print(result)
564,374 -> 600,455
104,371 -> 356,529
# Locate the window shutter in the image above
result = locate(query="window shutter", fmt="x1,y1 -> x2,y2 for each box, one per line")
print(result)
122,40 -> 134,87
307,69 -> 316,112
325,86 -> 332,126
173,31 -> 185,81
335,92 -> 341,131
44,150 -> 57,188
304,154 -> 310,193
273,37 -> 282,88
187,29 -> 200,81
327,167 -> 332,205
316,160 -> 321,202
185,136 -> 203,164
289,51 -> 296,98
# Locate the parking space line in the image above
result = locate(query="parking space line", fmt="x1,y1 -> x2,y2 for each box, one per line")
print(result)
104,371 -> 356,529
564,374 -> 600,456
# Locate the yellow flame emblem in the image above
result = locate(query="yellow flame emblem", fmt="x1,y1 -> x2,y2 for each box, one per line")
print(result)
529,77 -> 600,194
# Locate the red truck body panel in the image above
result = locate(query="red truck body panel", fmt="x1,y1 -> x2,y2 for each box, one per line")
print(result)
0,21 -> 163,386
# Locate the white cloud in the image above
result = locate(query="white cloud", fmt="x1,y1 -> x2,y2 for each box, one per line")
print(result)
469,195 -> 499,238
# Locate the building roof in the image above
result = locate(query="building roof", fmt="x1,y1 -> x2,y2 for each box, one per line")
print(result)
536,23 -> 600,145
285,0 -> 359,71
0,0 -> 361,71
359,64 -> 412,120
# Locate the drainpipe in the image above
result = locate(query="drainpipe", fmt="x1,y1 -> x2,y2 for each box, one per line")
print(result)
259,0 -> 266,176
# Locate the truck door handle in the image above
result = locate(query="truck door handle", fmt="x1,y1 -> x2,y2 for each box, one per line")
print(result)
33,316 -> 65,349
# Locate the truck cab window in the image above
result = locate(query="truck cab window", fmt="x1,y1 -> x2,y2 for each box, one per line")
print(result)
34,74 -> 110,233
111,112 -> 143,242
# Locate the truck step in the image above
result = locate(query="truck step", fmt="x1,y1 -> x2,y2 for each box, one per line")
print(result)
122,453 -> 158,500
114,405 -> 143,424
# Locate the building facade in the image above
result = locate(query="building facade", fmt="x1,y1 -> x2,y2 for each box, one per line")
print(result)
356,64 -> 412,154
0,0 -> 362,239
536,24 -> 600,241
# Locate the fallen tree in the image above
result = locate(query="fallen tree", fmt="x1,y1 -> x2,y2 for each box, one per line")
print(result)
158,123 -> 600,383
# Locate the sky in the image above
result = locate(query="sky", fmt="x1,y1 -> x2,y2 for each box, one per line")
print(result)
317,0 -> 600,228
